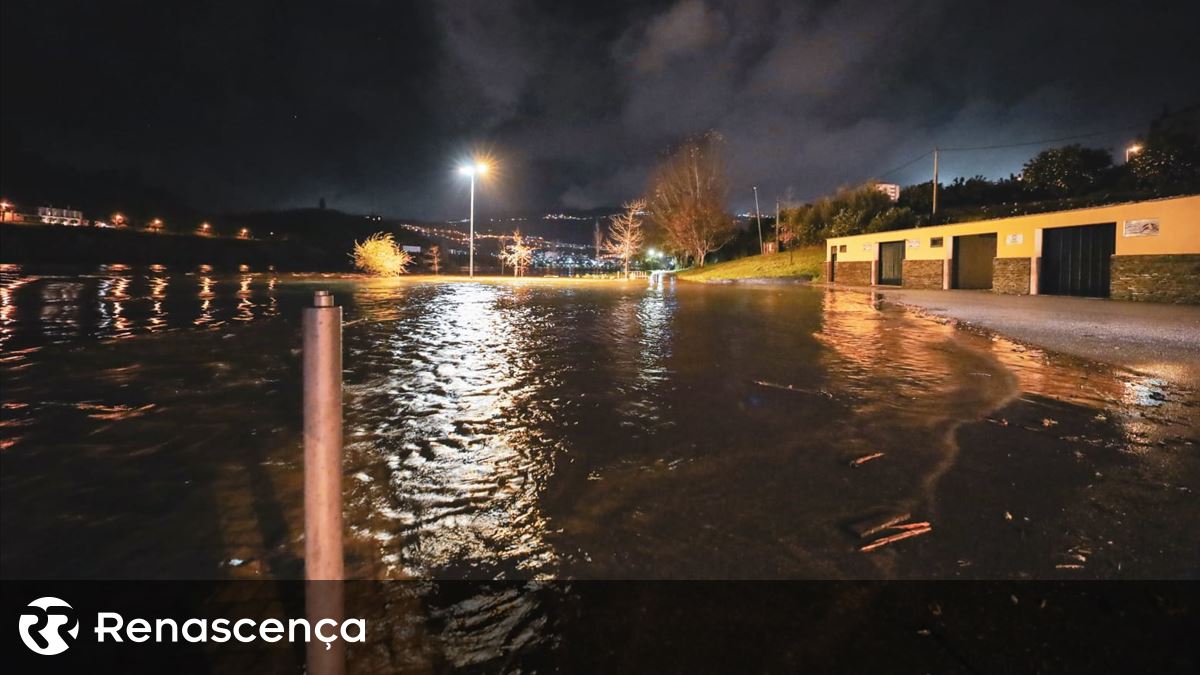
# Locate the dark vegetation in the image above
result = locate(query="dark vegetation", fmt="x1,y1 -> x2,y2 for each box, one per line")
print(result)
778,108 -> 1200,246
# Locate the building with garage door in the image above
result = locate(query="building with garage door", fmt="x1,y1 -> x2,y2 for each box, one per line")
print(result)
823,194 -> 1199,304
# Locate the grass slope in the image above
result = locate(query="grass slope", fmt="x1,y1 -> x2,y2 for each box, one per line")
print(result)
676,246 -> 825,282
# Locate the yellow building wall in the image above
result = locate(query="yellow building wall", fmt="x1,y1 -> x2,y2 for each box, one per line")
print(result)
826,195 -> 1200,262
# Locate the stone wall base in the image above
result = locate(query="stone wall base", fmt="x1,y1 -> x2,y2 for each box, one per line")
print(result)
834,260 -> 873,286
902,259 -> 944,289
993,257 -> 1031,295
1111,254 -> 1200,304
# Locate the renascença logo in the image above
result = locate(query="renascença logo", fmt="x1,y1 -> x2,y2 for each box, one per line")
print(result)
18,597 -> 80,655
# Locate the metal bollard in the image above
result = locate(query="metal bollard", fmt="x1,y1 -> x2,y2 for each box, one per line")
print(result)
303,290 -> 344,674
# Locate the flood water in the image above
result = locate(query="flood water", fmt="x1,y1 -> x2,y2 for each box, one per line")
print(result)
2,263 -> 1198,582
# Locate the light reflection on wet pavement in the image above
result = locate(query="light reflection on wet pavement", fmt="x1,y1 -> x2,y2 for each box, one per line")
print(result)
1,263 -> 1197,581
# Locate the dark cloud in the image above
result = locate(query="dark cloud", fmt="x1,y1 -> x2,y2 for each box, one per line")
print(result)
3,0 -> 1197,218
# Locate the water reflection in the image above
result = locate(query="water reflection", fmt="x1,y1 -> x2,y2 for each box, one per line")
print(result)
344,282 -> 558,578
1,271 -> 1196,587
0,263 -> 283,349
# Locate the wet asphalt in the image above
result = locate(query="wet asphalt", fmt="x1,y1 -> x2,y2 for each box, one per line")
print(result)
862,288 -> 1200,384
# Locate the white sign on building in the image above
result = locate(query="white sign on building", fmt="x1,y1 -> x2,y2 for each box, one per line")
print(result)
1123,219 -> 1160,237
1005,233 -> 1024,245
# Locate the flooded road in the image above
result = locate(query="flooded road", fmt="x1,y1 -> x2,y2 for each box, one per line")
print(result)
1,264 -> 1198,581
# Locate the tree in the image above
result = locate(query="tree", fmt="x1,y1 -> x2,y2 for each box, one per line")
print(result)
780,182 -> 902,243
646,131 -> 735,267
1126,111 -> 1200,195
776,212 -> 799,263
501,230 -> 533,277
604,199 -> 646,277
1020,144 -> 1114,197
426,244 -> 442,274
351,232 -> 412,276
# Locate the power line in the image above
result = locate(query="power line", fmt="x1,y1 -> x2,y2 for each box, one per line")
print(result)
876,150 -> 933,178
939,125 -> 1142,152
872,124 -> 1141,181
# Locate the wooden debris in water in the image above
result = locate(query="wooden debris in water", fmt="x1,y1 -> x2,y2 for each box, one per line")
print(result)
849,512 -> 911,539
850,452 -> 885,467
752,380 -> 834,398
859,526 -> 932,552
888,521 -> 931,531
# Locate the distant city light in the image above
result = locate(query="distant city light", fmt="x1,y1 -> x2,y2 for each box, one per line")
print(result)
1125,144 -> 1144,161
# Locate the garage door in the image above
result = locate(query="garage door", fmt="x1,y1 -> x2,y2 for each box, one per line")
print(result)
953,233 -> 997,289
1040,223 -> 1115,297
878,241 -> 905,285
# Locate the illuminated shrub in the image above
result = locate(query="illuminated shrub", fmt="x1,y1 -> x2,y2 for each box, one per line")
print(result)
351,232 -> 412,276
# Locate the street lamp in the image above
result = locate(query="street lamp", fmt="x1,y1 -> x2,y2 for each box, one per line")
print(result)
1125,144 -> 1143,162
458,160 -> 490,277
752,186 -> 763,255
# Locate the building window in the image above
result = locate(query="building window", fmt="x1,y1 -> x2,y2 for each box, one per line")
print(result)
831,246 -> 837,255
839,245 -> 847,253
930,237 -> 944,248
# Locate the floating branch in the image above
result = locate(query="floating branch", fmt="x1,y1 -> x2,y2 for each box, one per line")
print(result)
850,452 -> 885,467
859,526 -> 932,552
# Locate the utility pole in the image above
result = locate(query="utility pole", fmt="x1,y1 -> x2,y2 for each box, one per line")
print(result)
753,186 -> 763,254
931,147 -> 939,221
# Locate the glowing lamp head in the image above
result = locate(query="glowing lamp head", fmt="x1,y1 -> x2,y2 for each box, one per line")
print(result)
458,161 -> 490,177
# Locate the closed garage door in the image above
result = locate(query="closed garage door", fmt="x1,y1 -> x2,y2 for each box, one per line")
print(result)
1040,223 -> 1115,297
878,241 -> 905,285
953,233 -> 997,289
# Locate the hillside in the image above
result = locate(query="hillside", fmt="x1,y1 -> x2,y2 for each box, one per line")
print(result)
676,246 -> 825,282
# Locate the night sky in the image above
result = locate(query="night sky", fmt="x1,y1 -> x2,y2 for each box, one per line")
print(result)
3,0 -> 1197,219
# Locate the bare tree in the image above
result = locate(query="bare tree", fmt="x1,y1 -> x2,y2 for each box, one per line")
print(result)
776,213 -> 798,263
604,199 -> 646,277
426,244 -> 442,274
646,131 -> 735,267
501,230 -> 533,277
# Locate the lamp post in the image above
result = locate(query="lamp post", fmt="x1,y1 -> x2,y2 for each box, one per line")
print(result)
458,161 -> 490,277
752,186 -> 763,255
1125,144 -> 1143,162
